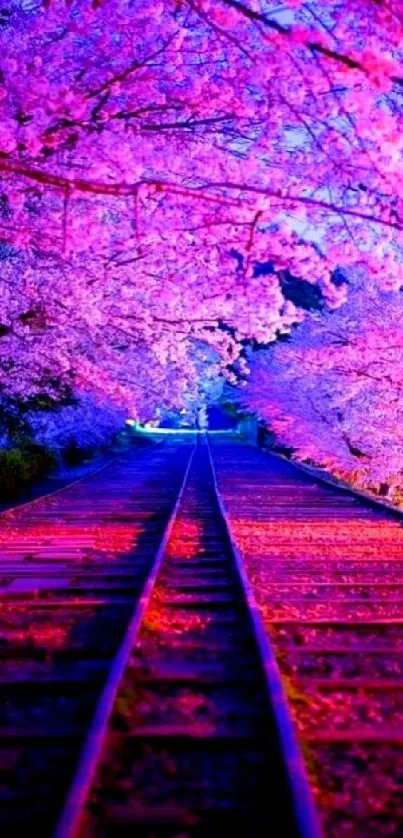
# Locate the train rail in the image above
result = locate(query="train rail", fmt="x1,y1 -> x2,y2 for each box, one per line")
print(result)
0,441 -> 192,833
211,440 -> 403,837
53,436 -> 319,837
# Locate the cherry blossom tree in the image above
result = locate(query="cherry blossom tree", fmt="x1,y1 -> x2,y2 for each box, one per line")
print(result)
243,269 -> 403,501
1,0 -> 403,431
25,395 -> 126,453
0,242 -> 233,438
1,0 -> 401,268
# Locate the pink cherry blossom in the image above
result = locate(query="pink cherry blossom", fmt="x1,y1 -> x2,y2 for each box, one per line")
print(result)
0,0 -> 402,440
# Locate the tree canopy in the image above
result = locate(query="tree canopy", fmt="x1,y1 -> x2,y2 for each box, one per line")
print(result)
1,1 -> 402,450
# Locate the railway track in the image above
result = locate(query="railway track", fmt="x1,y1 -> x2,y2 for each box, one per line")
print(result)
211,440 -> 403,837
52,436 -> 319,837
0,441 -> 193,833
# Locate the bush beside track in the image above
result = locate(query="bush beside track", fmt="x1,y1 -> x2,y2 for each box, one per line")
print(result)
0,443 -> 56,501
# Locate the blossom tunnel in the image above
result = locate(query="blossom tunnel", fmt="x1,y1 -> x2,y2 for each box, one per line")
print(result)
1,1 -> 403,835
1,0 -> 403,500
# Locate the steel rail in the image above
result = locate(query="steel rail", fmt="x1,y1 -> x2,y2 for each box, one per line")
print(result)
54,439 -> 197,838
206,433 -> 323,838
